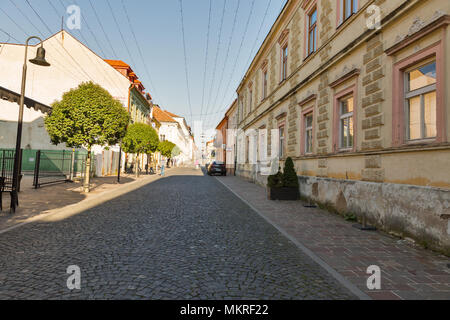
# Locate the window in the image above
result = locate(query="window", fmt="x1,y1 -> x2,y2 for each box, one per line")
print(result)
262,70 -> 268,100
305,113 -> 313,154
308,8 -> 318,55
279,125 -> 285,157
391,41 -> 444,146
249,88 -> 253,113
160,135 -> 166,141
282,45 -> 288,81
246,136 -> 250,163
342,0 -> 358,22
405,61 -> 437,140
339,95 -> 354,149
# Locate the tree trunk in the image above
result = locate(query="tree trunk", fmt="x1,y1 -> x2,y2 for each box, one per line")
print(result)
135,153 -> 139,178
84,148 -> 91,193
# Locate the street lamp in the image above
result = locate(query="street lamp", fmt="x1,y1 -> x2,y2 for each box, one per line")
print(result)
11,36 -> 50,213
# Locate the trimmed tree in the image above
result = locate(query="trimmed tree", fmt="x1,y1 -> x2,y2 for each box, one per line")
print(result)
171,145 -> 181,158
122,123 -> 159,177
158,140 -> 177,158
282,157 -> 299,188
44,82 -> 130,192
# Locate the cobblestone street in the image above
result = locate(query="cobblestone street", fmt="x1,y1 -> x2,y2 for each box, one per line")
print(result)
0,168 -> 355,300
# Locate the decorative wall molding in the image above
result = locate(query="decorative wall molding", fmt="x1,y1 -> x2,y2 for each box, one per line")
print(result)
329,68 -> 360,88
386,14 -> 449,56
278,29 -> 290,46
275,112 -> 287,120
298,93 -> 317,106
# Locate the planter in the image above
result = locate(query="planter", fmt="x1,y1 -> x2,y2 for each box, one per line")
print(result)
268,187 -> 300,201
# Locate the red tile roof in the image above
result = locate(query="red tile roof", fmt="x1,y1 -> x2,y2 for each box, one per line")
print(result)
164,111 -> 182,118
153,106 -> 177,123
104,59 -> 130,68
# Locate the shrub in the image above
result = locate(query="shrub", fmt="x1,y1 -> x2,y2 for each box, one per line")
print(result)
267,167 -> 283,188
282,157 -> 299,188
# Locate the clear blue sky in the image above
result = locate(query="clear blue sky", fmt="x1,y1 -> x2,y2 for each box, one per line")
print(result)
0,0 -> 287,129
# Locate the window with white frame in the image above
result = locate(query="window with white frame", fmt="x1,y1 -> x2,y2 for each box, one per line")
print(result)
339,95 -> 354,149
305,113 -> 313,154
279,125 -> 285,157
405,60 -> 437,140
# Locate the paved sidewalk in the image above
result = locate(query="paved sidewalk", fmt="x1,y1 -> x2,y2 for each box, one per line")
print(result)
216,176 -> 450,300
0,171 -> 170,232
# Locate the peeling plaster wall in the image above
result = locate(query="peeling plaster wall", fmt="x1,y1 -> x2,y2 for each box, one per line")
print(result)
299,175 -> 450,255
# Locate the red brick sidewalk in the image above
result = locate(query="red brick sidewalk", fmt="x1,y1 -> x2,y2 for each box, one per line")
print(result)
216,176 -> 450,300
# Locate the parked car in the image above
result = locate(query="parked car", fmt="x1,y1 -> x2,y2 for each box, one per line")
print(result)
207,161 -> 226,176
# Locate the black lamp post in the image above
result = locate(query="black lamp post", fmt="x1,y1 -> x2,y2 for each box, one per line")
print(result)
11,36 -> 50,213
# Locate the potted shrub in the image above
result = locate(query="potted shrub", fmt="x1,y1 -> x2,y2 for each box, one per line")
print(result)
267,157 -> 300,200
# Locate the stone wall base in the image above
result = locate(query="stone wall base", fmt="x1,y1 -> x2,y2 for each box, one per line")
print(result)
299,176 -> 450,256
236,167 -> 450,256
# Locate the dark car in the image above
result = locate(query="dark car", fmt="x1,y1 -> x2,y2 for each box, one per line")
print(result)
207,161 -> 226,176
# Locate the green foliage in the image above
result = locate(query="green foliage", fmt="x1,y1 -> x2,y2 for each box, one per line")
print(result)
171,145 -> 182,157
122,123 -> 159,155
267,158 -> 299,189
282,157 -> 299,188
44,82 -> 130,150
158,140 -> 177,158
267,167 -> 283,188
344,212 -> 357,222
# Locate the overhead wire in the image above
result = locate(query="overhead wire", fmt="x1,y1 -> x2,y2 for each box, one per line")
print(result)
204,0 -> 241,127
2,1 -> 86,83
55,0 -> 130,94
21,0 -> 96,81
203,0 -> 227,125
199,0 -> 212,122
88,0 -> 118,59
13,0 -> 118,88
105,0 -> 139,71
212,0 -> 273,122
207,0 -> 256,128
0,7 -> 29,40
178,0 -> 194,124
71,0 -> 108,58
121,0 -> 162,105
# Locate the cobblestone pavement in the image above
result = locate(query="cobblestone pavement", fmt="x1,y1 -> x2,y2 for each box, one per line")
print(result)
0,174 -> 139,231
0,167 -> 355,300
217,175 -> 450,300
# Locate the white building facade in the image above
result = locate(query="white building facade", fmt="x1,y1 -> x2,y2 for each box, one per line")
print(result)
0,31 -> 131,176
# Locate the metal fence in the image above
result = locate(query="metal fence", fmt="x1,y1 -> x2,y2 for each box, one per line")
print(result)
32,150 -> 93,188
0,149 -> 22,192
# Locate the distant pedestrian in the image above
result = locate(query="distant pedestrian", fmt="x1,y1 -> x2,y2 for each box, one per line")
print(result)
160,162 -> 165,176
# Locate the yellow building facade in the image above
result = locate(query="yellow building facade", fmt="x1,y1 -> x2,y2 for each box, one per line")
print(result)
234,0 -> 450,253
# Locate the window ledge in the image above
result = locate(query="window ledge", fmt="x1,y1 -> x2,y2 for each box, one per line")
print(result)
405,138 -> 437,146
336,148 -> 354,154
303,51 -> 317,63
336,13 -> 357,31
